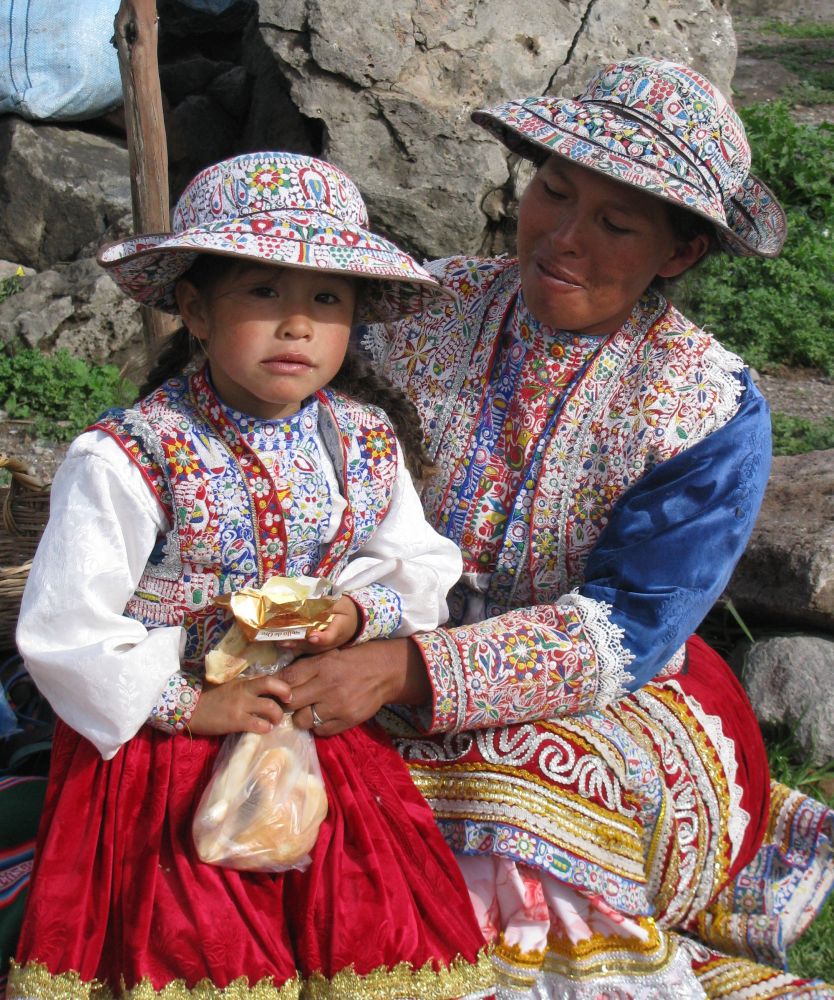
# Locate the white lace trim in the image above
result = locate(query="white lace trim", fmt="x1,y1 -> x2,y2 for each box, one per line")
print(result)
670,678 -> 750,865
689,340 -> 746,447
556,591 -> 635,708
493,935 -> 707,999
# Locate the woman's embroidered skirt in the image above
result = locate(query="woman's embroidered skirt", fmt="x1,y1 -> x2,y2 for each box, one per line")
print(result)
395,637 -> 834,998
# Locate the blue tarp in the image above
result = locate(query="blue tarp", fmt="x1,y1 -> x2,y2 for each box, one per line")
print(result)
0,0 -> 123,121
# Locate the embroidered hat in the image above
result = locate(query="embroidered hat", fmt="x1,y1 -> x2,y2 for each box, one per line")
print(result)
98,151 -> 451,322
472,57 -> 786,258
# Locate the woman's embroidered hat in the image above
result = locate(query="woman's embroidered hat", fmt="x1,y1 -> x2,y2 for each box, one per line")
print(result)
472,57 -> 786,258
98,151 -> 451,322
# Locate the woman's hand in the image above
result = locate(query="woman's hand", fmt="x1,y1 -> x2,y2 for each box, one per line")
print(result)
188,674 -> 292,737
282,637 -> 431,736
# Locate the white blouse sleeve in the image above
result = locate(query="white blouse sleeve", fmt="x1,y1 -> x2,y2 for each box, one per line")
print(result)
15,431 -> 184,761
333,446 -> 463,640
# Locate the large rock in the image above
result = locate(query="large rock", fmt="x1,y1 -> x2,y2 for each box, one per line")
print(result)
727,450 -> 834,630
0,2 -> 739,269
743,635 -> 834,764
0,117 -> 133,270
242,0 -> 737,259
0,259 -> 144,370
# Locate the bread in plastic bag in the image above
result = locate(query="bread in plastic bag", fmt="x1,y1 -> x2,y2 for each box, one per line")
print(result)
193,714 -> 328,872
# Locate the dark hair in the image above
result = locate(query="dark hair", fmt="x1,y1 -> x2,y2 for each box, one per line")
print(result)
651,202 -> 720,298
138,255 -> 433,481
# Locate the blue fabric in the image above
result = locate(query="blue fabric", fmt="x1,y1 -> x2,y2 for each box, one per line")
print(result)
178,0 -> 246,10
0,694 -> 16,740
581,369 -> 771,689
0,1 -> 122,121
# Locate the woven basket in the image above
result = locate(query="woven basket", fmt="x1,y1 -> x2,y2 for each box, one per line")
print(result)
0,456 -> 51,649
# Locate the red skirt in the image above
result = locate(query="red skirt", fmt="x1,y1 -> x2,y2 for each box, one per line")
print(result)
678,634 -> 770,887
12,720 -> 491,996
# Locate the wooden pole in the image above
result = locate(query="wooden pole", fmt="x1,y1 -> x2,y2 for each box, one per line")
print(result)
114,0 -> 175,353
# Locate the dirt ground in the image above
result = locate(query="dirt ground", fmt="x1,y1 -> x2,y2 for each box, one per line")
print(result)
732,0 -> 834,126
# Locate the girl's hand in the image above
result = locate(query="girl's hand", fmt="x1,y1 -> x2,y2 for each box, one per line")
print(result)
188,674 -> 292,737
282,637 -> 431,736
285,595 -> 360,655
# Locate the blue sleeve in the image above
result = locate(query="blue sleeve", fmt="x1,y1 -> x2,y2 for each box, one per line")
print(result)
580,369 -> 771,690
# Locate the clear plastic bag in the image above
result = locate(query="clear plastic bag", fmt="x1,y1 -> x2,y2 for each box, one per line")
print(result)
192,715 -> 328,872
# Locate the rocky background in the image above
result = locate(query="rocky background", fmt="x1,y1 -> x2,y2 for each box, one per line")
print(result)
1,0 -> 833,761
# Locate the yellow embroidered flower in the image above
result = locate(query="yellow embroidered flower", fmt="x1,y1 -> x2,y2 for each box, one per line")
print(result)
165,442 -> 199,476
505,633 -> 538,677
363,430 -> 392,462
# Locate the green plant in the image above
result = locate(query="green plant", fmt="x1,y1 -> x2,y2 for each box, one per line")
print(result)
0,348 -> 136,442
678,213 -> 834,373
771,411 -> 834,455
737,102 -> 834,219
677,103 -> 834,373
0,269 -> 23,304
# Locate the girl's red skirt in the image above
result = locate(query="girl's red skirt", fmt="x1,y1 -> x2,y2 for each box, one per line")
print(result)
12,719 -> 489,995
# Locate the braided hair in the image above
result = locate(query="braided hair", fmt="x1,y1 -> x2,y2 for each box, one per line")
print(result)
138,255 -> 433,482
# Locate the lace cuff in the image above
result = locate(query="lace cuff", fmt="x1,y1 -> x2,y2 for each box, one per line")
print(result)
556,592 -> 635,708
147,670 -> 202,734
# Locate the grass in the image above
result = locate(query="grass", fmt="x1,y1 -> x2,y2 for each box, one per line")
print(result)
771,411 -> 834,456
759,20 -> 834,40
747,38 -> 834,99
743,19 -> 834,104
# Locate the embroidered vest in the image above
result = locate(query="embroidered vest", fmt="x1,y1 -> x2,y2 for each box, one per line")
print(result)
92,368 -> 399,671
362,256 -> 745,610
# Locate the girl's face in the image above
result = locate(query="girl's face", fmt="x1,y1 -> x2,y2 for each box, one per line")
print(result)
517,155 -> 710,335
176,263 -> 357,420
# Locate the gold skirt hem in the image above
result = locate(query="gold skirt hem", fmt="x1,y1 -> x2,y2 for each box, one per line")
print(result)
6,952 -> 496,1000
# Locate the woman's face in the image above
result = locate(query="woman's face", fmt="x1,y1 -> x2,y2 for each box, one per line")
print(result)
516,155 -> 709,335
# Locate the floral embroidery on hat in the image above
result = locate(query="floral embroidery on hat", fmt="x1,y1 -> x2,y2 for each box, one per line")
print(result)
97,152 -> 454,323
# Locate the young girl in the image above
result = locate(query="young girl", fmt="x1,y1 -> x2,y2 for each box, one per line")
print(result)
9,153 -> 494,1000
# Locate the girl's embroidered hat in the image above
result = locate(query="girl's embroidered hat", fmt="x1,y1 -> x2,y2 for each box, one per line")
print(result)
98,151 -> 451,323
471,57 -> 786,258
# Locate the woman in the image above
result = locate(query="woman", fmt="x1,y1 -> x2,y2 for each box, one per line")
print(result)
283,58 -> 834,997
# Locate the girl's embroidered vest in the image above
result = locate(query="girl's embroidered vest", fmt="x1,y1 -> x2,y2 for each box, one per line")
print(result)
92,368 -> 398,672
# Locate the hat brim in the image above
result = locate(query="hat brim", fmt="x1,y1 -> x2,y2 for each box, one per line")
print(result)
472,99 -> 786,259
97,208 -> 455,323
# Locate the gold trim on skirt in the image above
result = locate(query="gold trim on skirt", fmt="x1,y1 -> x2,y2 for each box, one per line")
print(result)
7,952 -> 496,1000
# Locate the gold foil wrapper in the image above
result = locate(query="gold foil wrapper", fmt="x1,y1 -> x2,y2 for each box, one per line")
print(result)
205,576 -> 336,684
215,575 -> 335,642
